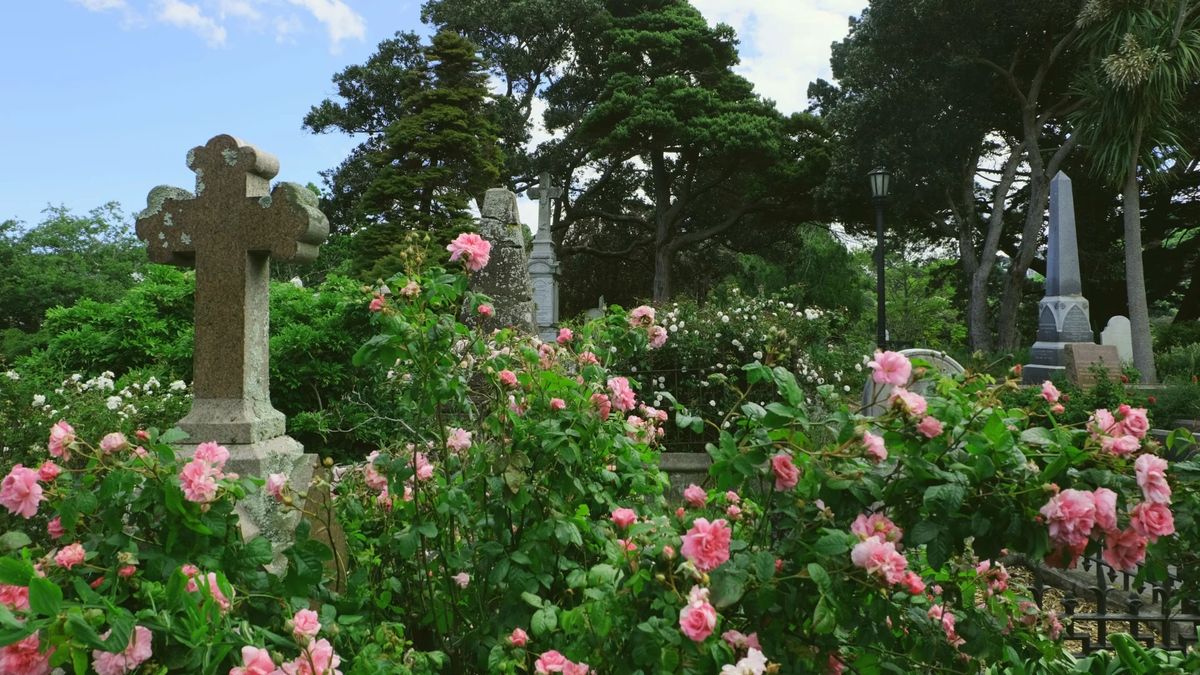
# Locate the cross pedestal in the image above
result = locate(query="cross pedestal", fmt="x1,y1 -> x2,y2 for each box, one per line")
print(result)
527,172 -> 563,340
135,134 -> 329,548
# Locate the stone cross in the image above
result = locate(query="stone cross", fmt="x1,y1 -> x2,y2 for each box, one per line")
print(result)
136,134 -> 328,447
1023,172 -> 1095,384
527,173 -> 563,340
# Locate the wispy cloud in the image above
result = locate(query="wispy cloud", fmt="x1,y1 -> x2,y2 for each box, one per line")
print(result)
73,0 -> 129,11
156,0 -> 227,46
215,0 -> 262,22
285,0 -> 365,52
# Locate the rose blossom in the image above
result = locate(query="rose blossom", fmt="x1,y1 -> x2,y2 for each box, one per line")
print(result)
266,473 -> 287,502
681,518 -> 732,572
889,388 -> 927,417
535,650 -> 569,673
293,609 -> 321,641
557,328 -> 573,344
683,484 -> 707,508
725,490 -> 740,504
648,325 -> 668,349
179,458 -> 220,503
679,586 -> 718,642
499,369 -> 519,388
36,461 -> 60,482
607,377 -> 637,413
509,627 -> 529,647
851,513 -> 902,543
399,280 -> 420,298
363,452 -> 387,491
1130,502 -> 1175,540
863,431 -> 887,462
1088,409 -> 1121,438
446,232 -> 491,272
99,432 -> 128,454
578,351 -> 599,366
1041,380 -> 1061,403
590,393 -> 611,420
901,571 -> 926,595
721,630 -> 762,651
47,516 -> 64,539
446,428 -> 472,452
55,542 -> 85,570
868,350 -> 911,386
0,584 -> 29,611
1093,487 -> 1118,533
280,638 -> 341,675
0,465 -> 44,518
1101,435 -> 1140,456
611,508 -> 637,529
193,441 -> 230,468
1134,454 -> 1171,504
1119,404 -> 1150,439
1039,489 -> 1096,550
916,416 -> 944,438
629,305 -> 655,327
452,572 -> 470,588
1102,528 -> 1148,571
92,625 -> 152,675
850,536 -> 908,585
48,420 -> 75,459
477,303 -> 494,318
198,572 -> 232,612
550,398 -> 566,411
770,453 -> 799,491
368,296 -> 384,312
118,565 -> 136,579
414,452 -> 434,481
230,646 -> 278,675
0,633 -> 53,675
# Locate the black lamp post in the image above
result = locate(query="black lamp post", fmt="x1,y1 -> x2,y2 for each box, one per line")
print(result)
869,167 -> 891,350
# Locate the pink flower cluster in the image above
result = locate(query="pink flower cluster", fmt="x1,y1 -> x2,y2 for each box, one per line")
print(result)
1041,381 -> 1065,414
607,377 -> 637,413
625,405 -> 668,444
681,518 -> 732,572
868,351 -> 911,387
627,305 -> 668,350
0,464 -> 45,519
534,650 -> 590,674
927,604 -> 965,648
179,441 -> 231,504
233,609 -> 340,675
850,536 -> 909,586
446,232 -> 491,272
92,625 -> 153,675
850,512 -> 902,543
0,633 -> 53,674
1087,404 -> 1150,455
679,586 -> 718,642
975,560 -> 1009,596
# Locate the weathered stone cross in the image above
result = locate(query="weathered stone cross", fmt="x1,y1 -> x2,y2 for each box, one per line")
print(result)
526,173 -> 562,340
527,172 -> 562,242
135,134 -> 328,449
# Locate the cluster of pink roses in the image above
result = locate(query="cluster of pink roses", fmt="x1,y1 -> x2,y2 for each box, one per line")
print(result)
230,609 -> 341,675
1087,404 -> 1151,456
625,404 -> 668,444
869,351 -> 947,440
179,441 -> 233,504
446,232 -> 492,272
533,649 -> 590,674
1039,453 -> 1174,570
362,446 -> 435,509
679,586 -> 719,642
627,305 -> 668,349
850,513 -> 924,593
1040,381 -> 1065,415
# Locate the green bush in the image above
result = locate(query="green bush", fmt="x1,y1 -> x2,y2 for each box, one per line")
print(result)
1155,319 -> 1200,352
1158,342 -> 1200,383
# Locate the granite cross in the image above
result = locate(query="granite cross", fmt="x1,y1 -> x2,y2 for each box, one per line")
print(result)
135,134 -> 329,446
527,172 -> 562,240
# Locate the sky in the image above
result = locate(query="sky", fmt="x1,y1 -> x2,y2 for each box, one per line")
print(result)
0,0 -> 866,231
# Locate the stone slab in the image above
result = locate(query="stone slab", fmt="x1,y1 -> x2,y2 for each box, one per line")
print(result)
1064,343 -> 1122,387
1100,315 -> 1133,363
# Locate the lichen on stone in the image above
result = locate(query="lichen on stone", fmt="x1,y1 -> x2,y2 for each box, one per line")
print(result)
138,185 -> 193,220
180,233 -> 192,246
222,148 -> 240,166
163,213 -> 174,228
258,195 -> 273,209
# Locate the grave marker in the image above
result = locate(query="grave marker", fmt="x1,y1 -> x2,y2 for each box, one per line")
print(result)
469,188 -> 536,333
1064,343 -> 1122,386
861,348 -> 965,416
1101,316 -> 1133,364
528,172 -> 563,341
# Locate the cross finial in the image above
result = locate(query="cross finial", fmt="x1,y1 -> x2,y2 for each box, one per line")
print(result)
527,172 -> 562,241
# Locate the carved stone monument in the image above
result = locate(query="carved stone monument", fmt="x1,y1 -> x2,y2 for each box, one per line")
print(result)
528,172 -> 563,341
469,188 -> 536,333
1024,172 -> 1095,384
1101,315 -> 1133,364
134,134 -> 328,543
1065,343 -> 1122,386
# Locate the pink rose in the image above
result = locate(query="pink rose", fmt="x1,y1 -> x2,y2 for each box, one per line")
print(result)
231,646 -> 278,675
550,398 -> 566,411
446,232 -> 492,272
1102,528 -> 1148,571
266,473 -> 287,502
578,351 -> 599,366
292,609 -> 321,641
118,565 -> 136,579
1134,454 -> 1171,504
889,388 -> 927,416
1052,403 -> 1066,414
36,461 -> 60,482
725,504 -> 742,520
770,453 -> 799,491
193,441 -> 230,468
0,465 -> 44,518
1039,489 -> 1096,550
868,350 -> 911,386
721,630 -> 761,651
509,627 -> 529,647
452,572 -> 470,588
681,518 -> 732,572
916,416 -> 944,438
280,638 -> 341,675
1130,502 -> 1175,541
47,516 -> 64,539
92,625 -> 152,675
55,542 -> 85,570
591,393 -> 611,421
0,633 -> 53,675
629,305 -> 656,327
683,484 -> 707,508
99,432 -> 128,454
1093,487 -> 1118,533
446,428 -> 472,452
607,377 -> 637,413
679,586 -> 718,642
179,458 -> 220,503
414,452 -> 434,481
563,662 -> 590,675
1119,404 -> 1150,439
611,508 -> 637,529
48,420 -> 75,459
198,572 -> 232,612
477,303 -> 494,318
850,536 -> 908,585
535,650 -> 569,673
557,328 -> 573,344
368,296 -> 385,312
901,571 -> 926,595
662,544 -> 676,559
647,325 -> 668,349
0,584 -> 29,611
863,431 -> 887,462
400,280 -> 420,298
725,491 -> 740,504
850,512 -> 902,543
1088,409 -> 1121,438
363,453 -> 388,492
1041,381 -> 1060,403
1101,435 -> 1140,456
499,370 -> 519,388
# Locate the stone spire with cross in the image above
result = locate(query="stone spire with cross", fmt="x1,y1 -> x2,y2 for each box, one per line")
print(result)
527,172 -> 563,340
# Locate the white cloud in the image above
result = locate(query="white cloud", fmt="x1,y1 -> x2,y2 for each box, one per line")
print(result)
274,14 -> 304,43
690,0 -> 863,114
285,0 -> 365,51
156,0 -> 227,46
74,0 -> 129,11
216,0 -> 262,22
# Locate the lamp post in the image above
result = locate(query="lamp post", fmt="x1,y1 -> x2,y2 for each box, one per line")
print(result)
869,167 -> 891,350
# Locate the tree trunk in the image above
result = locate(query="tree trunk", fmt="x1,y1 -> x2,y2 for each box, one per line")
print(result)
652,247 -> 673,302
650,149 -> 673,303
966,271 -> 993,352
996,176 -> 1049,350
1123,162 -> 1158,383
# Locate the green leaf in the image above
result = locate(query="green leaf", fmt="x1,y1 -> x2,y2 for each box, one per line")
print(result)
0,531 -> 31,552
1019,427 -> 1055,447
908,520 -> 942,546
521,591 -> 543,609
0,558 -> 34,586
813,531 -> 852,556
241,537 -> 274,567
27,577 -> 62,617
807,563 -> 832,595
709,567 -> 748,608
812,596 -> 836,634
923,483 -> 966,515
772,367 -> 804,407
531,606 -> 557,635
158,427 -> 189,445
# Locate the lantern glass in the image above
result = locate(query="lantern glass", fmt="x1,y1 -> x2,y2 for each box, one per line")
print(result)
869,167 -> 891,199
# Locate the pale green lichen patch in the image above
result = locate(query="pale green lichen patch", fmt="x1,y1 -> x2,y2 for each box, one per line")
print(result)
163,213 -> 174,228
258,195 -> 273,208
222,149 -> 239,166
180,233 -> 192,246
195,168 -> 205,196
138,185 -> 193,220
186,148 -> 197,169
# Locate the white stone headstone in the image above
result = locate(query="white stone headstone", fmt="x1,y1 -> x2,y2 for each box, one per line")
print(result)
1101,315 -> 1133,364
861,349 -> 966,417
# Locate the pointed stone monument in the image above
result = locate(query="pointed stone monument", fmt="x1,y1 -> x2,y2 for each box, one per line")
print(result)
469,188 -> 536,333
135,134 -> 329,544
527,172 -> 563,341
1023,172 -> 1094,384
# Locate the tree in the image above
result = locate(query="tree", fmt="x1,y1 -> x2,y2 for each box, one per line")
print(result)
1072,0 -> 1200,382
544,0 -> 825,301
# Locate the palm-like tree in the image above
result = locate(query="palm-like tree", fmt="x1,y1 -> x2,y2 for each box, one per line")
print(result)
1071,0 -> 1200,383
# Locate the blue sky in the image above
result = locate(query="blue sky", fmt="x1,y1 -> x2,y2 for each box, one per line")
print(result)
0,0 -> 860,230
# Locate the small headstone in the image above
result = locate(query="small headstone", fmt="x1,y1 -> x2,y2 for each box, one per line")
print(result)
469,188 -> 536,333
1100,316 -> 1133,363
861,348 -> 965,416
134,134 -> 328,549
1024,172 -> 1095,383
1064,343 -> 1122,386
583,296 -> 606,321
527,172 -> 563,341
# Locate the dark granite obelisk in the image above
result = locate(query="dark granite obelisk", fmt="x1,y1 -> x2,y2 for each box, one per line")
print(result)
1023,172 -> 1094,383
